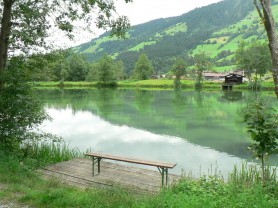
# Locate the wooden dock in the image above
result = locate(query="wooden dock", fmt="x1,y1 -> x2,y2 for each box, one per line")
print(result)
222,83 -> 234,90
40,158 -> 180,194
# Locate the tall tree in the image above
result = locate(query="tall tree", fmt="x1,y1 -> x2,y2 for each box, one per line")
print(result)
24,50 -> 70,81
115,60 -> 126,80
0,0 -> 132,87
171,57 -> 187,89
132,53 -> 154,80
86,63 -> 99,82
68,54 -> 90,81
235,41 -> 253,81
254,0 -> 278,97
96,54 -> 117,86
194,52 -> 212,89
235,41 -> 271,82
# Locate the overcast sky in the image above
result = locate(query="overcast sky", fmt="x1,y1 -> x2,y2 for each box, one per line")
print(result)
115,0 -> 223,26
56,0 -> 223,47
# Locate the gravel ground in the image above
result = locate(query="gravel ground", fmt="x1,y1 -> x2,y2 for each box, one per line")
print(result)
0,202 -> 18,208
0,201 -> 30,208
0,183 -> 30,208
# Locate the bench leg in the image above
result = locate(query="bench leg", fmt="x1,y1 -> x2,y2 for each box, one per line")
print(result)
92,156 -> 95,176
91,156 -> 102,177
162,168 -> 165,187
165,168 -> 168,186
158,167 -> 169,187
97,158 -> 101,174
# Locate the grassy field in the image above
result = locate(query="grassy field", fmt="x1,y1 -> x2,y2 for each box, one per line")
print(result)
82,35 -> 126,54
163,23 -> 187,35
129,41 -> 157,52
32,81 -> 99,88
32,79 -> 275,91
0,142 -> 277,208
214,65 -> 236,72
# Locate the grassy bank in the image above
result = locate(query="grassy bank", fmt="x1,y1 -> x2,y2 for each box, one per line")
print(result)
0,143 -> 277,208
31,79 -> 275,90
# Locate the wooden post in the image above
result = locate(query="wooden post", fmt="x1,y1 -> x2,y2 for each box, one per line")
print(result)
165,168 -> 168,186
92,156 -> 95,176
98,158 -> 101,174
161,167 -> 165,187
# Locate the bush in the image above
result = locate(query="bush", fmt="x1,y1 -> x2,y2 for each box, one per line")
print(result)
0,57 -> 48,150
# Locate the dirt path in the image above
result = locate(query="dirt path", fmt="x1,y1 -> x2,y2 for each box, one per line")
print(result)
0,200 -> 30,208
0,183 -> 30,208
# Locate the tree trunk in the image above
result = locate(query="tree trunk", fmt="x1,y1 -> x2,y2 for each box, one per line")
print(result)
0,0 -> 13,88
254,0 -> 278,97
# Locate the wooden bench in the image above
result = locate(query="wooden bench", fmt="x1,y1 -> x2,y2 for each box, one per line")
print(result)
85,152 -> 176,187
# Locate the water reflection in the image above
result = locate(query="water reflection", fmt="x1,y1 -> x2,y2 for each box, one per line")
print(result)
38,89 -> 278,177
135,90 -> 154,113
95,88 -> 117,117
41,107 -> 244,177
172,89 -> 188,114
222,91 -> 245,102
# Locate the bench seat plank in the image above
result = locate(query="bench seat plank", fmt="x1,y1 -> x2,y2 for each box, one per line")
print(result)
85,152 -> 176,168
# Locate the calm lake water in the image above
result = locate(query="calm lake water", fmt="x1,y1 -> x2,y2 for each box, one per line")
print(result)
37,88 -> 278,178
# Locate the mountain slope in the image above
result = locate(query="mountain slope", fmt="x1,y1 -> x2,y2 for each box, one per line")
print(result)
74,0 -> 267,74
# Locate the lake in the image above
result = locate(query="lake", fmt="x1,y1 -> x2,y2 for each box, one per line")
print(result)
37,88 -> 278,178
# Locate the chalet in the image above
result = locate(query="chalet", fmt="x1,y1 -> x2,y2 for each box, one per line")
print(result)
224,73 -> 244,84
204,72 -> 226,80
151,75 -> 161,79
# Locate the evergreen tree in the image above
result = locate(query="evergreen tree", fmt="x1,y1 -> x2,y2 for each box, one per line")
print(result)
194,52 -> 212,89
97,55 -> 117,86
132,53 -> 154,80
171,57 -> 187,89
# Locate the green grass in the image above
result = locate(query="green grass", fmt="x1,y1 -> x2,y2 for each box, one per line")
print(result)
119,79 -> 224,89
164,23 -> 187,35
82,35 -> 125,54
192,2 -> 278,63
20,141 -> 82,167
30,79 -> 275,91
129,41 -> 157,52
0,141 -> 277,208
119,79 -> 176,88
214,65 -> 237,72
193,43 -> 222,57
142,174 -> 277,208
31,81 -> 98,88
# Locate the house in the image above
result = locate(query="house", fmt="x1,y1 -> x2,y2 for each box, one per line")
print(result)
203,72 -> 226,80
224,73 -> 244,84
151,75 -> 160,79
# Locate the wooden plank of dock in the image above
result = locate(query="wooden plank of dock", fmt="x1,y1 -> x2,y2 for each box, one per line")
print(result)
40,158 -> 180,194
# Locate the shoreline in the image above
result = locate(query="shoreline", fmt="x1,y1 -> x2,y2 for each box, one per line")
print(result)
30,80 -> 275,91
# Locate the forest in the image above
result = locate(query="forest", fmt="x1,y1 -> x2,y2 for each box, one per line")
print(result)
74,0 -> 256,74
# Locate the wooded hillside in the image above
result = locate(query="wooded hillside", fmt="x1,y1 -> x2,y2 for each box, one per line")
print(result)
73,0 -> 276,74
